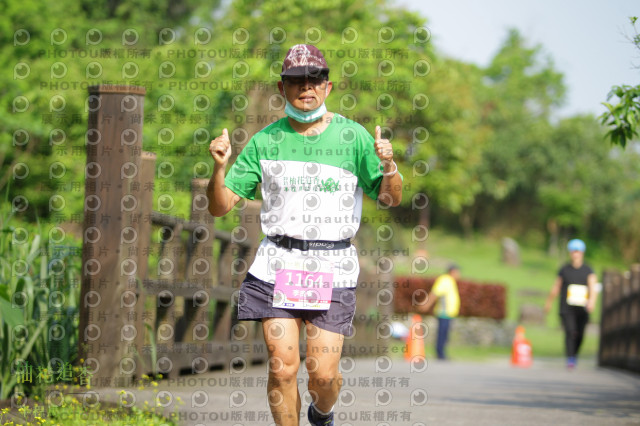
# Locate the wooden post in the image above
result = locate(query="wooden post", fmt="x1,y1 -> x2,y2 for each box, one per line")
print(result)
133,151 -> 156,378
230,200 -> 266,365
78,85 -> 146,387
155,222 -> 183,379
212,221 -> 238,342
180,179 -> 215,345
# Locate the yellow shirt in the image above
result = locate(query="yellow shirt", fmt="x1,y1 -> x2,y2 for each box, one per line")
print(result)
432,273 -> 460,318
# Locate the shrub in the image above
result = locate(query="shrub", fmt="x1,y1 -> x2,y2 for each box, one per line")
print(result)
394,275 -> 506,319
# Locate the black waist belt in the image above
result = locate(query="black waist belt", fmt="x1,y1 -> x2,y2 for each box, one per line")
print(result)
267,235 -> 351,251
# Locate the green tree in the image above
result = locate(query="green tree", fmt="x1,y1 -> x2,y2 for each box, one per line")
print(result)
0,0 -> 220,219
539,116 -> 621,255
411,58 -> 489,235
606,152 -> 640,260
600,17 -> 640,148
471,30 -> 565,234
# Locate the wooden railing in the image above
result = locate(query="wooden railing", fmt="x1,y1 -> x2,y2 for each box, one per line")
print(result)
599,264 -> 640,373
78,85 -> 391,387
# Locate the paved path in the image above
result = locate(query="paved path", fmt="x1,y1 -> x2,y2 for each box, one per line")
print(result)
98,356 -> 640,425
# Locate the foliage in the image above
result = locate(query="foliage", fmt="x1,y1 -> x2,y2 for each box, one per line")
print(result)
476,29 -> 565,203
0,0 -> 433,218
0,376 -> 178,425
600,17 -> 640,148
0,205 -> 80,400
600,148 -> 640,260
410,58 -> 488,214
601,84 -> 640,148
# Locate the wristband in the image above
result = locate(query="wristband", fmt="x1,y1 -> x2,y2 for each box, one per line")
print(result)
382,160 -> 398,177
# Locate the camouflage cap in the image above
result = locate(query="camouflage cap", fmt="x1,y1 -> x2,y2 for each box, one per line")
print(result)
281,44 -> 329,77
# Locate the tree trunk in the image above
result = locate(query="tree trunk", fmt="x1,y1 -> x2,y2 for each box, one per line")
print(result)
547,218 -> 558,257
460,207 -> 474,239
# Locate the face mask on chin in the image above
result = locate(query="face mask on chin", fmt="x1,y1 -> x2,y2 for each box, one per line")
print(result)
283,85 -> 329,123
284,101 -> 327,123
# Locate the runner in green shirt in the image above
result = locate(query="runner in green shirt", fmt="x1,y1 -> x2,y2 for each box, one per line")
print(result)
206,44 -> 403,426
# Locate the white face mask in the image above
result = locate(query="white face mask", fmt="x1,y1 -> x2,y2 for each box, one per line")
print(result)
283,86 -> 329,123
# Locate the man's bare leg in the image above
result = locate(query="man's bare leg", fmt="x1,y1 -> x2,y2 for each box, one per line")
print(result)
305,323 -> 345,414
263,317 -> 303,426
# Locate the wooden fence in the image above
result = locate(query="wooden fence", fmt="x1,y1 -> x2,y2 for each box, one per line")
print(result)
78,85 -> 392,387
599,264 -> 640,373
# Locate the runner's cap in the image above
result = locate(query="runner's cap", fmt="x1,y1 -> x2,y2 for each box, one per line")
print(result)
567,239 -> 586,252
281,44 -> 329,77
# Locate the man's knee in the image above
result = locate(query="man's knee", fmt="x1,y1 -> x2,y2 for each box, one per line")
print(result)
308,368 -> 342,389
268,353 -> 300,385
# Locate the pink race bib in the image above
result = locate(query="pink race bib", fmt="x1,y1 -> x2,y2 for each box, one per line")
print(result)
273,260 -> 333,310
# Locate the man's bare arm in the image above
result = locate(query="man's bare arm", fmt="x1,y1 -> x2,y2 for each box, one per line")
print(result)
373,125 -> 402,207
207,128 -> 241,217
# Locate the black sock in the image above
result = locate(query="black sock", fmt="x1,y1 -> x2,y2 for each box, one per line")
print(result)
312,403 -> 332,418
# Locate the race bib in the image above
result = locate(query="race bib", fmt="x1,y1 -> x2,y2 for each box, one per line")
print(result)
566,284 -> 588,307
273,259 -> 334,310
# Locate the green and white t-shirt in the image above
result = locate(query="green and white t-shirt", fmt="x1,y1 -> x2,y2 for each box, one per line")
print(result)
225,114 -> 397,288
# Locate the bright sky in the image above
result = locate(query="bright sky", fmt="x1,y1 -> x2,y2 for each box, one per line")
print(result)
399,0 -> 639,118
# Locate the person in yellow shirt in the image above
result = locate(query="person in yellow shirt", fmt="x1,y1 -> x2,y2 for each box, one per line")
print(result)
422,264 -> 461,360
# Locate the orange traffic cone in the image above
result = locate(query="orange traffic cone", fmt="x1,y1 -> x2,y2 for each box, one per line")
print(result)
511,325 -> 532,367
405,314 -> 426,361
